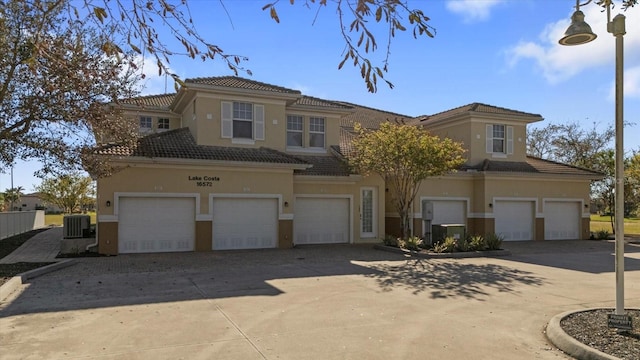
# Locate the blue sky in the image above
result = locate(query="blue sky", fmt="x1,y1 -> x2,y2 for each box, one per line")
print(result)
2,0 -> 639,193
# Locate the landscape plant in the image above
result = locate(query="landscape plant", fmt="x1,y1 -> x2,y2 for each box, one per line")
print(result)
484,233 -> 504,251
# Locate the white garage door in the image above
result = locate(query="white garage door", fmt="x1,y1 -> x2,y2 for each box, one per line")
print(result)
494,201 -> 534,241
118,197 -> 195,253
432,200 -> 466,225
212,198 -> 278,250
294,197 -> 349,245
545,201 -> 581,240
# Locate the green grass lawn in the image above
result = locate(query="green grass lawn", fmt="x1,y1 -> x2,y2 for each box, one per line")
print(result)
45,212 -> 97,226
590,214 -> 640,236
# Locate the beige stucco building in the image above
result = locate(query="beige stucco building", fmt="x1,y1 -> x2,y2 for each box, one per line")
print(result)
94,77 -> 600,255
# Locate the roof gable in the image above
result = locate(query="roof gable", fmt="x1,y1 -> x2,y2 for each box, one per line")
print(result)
184,76 -> 301,95
418,102 -> 543,124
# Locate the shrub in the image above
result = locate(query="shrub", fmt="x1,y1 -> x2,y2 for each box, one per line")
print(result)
484,233 -> 504,250
595,230 -> 610,240
456,236 -> 471,252
433,236 -> 457,253
382,234 -> 399,247
404,236 -> 424,251
468,234 -> 486,251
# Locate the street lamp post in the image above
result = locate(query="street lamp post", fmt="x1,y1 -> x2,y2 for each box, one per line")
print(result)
559,0 -> 626,316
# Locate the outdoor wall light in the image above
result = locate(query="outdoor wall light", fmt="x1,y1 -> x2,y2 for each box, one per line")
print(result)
488,203 -> 493,208
284,201 -> 289,207
106,201 -> 111,207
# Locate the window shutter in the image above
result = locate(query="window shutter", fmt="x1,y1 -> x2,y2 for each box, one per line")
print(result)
221,101 -> 232,138
254,104 -> 265,141
486,124 -> 493,153
506,126 -> 514,155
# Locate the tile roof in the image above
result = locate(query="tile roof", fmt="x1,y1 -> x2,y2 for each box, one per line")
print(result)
96,128 -> 308,165
184,76 -> 301,95
461,157 -> 603,178
293,155 -> 353,176
418,102 -> 542,124
294,96 -> 353,110
337,101 -> 414,130
120,93 -> 176,108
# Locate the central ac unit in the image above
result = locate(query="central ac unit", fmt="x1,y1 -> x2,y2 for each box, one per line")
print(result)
63,215 -> 91,239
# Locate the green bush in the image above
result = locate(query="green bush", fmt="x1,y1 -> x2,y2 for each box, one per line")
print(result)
468,235 -> 486,251
456,236 -> 471,252
433,236 -> 457,253
382,234 -> 399,247
403,236 -> 424,251
595,229 -> 610,240
484,233 -> 504,250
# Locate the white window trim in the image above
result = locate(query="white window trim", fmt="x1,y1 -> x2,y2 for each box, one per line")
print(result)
221,101 -> 264,141
361,187 -> 377,238
309,117 -> 326,149
486,124 -> 513,156
286,115 -> 304,148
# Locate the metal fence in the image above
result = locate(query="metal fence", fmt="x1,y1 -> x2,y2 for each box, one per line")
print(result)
0,211 -> 46,240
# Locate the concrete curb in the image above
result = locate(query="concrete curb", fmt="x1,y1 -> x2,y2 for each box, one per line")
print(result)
0,259 -> 76,302
373,244 -> 511,258
546,307 -> 640,360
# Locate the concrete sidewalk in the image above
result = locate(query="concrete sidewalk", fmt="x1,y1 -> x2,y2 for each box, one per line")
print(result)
0,227 -> 63,264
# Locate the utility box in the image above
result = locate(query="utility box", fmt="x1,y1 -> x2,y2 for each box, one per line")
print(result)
63,215 -> 91,239
431,224 -> 466,245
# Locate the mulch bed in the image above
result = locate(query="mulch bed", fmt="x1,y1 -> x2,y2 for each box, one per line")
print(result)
560,308 -> 640,360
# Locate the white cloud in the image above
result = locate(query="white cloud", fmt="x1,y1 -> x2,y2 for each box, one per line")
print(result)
133,55 -> 180,95
506,5 -> 640,84
608,65 -> 640,100
446,0 -> 504,23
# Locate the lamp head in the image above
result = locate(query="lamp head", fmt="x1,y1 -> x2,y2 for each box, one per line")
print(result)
559,10 -> 597,46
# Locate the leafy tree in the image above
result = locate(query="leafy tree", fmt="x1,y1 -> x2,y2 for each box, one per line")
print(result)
527,122 -> 615,170
625,151 -> 640,216
35,173 -> 95,214
350,122 -> 466,239
0,192 -> 5,212
4,186 -> 24,211
2,0 -> 436,177
0,0 -> 139,176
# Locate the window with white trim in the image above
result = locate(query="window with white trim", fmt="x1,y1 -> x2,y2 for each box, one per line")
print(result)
158,118 -> 170,130
309,117 -> 325,148
493,124 -> 505,153
486,124 -> 513,155
139,116 -> 152,130
233,102 -> 253,139
221,101 -> 265,141
287,115 -> 303,147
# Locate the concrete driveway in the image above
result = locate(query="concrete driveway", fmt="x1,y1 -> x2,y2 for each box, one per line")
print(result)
1,241 -> 639,359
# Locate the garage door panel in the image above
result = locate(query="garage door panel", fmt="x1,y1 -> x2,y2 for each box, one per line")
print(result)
118,197 -> 195,253
545,202 -> 580,240
494,201 -> 534,241
295,198 -> 349,245
212,198 -> 278,250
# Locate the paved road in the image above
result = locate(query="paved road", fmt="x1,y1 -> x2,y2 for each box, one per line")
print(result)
1,242 -> 639,359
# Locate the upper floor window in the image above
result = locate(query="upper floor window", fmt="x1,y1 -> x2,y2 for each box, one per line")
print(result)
287,115 -> 304,147
309,117 -> 325,148
486,124 -> 513,156
221,101 -> 265,142
233,102 -> 253,139
158,118 -> 170,130
139,116 -> 152,130
492,124 -> 505,153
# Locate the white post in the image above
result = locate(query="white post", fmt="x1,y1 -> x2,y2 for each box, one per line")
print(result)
610,13 -> 625,316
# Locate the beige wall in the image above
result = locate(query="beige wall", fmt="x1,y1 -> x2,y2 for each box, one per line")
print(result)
384,173 -> 592,240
